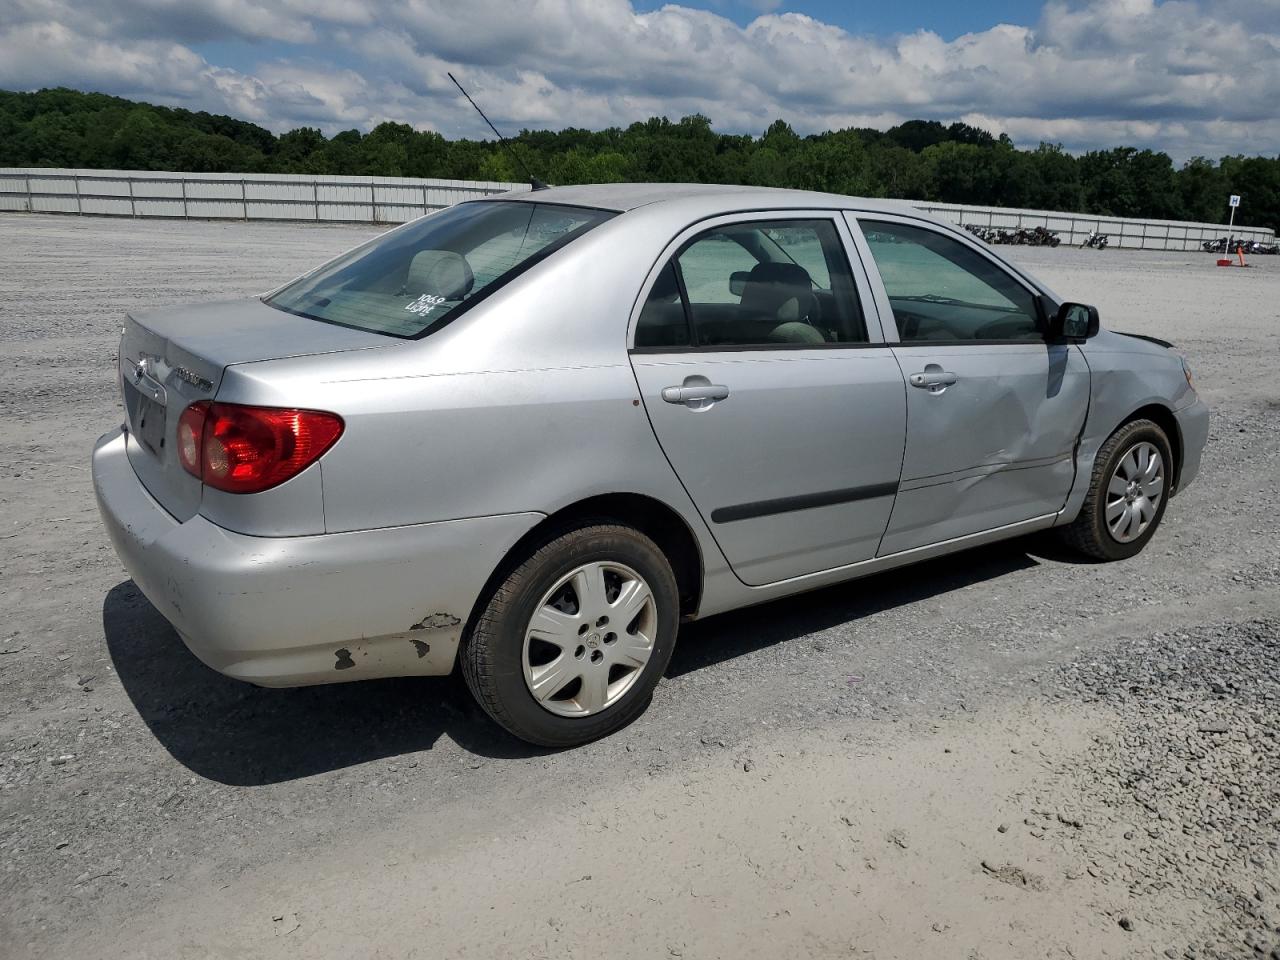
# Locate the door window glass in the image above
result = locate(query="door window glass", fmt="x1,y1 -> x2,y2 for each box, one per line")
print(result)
678,233 -> 759,305
860,220 -> 1040,342
636,219 -> 867,348
634,262 -> 691,348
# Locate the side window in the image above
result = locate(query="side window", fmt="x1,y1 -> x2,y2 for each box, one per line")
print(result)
634,262 -> 691,348
677,232 -> 759,305
860,220 -> 1041,343
757,223 -> 834,289
635,219 -> 867,349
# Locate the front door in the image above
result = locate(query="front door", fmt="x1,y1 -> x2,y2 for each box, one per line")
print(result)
629,214 -> 906,586
847,214 -> 1090,556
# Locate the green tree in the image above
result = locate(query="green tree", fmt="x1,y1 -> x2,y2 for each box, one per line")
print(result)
275,128 -> 327,172
886,119 -> 950,152
476,149 -> 518,182
760,118 -> 800,153
405,130 -> 450,178
866,142 -> 932,200
1025,143 -> 1084,211
1219,155 -> 1280,238
1079,148 -> 1177,219
1176,157 -> 1225,223
789,132 -> 872,196
1,86 -> 1277,233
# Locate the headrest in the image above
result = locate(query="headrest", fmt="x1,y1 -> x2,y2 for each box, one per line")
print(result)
741,260 -> 815,321
404,250 -> 474,300
744,261 -> 812,289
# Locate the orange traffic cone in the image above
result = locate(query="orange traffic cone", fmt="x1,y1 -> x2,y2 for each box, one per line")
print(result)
1237,244 -> 1247,267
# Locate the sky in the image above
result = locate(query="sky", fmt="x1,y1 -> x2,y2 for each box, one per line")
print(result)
1,0 -> 1277,160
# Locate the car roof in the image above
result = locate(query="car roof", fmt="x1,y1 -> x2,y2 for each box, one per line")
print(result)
497,181 -> 1061,305
504,182 -> 925,217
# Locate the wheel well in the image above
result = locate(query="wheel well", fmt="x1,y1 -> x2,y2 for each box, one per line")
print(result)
1125,403 -> 1183,490
467,494 -> 705,638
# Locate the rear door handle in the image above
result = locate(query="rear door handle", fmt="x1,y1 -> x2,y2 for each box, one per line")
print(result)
908,369 -> 959,390
661,383 -> 730,405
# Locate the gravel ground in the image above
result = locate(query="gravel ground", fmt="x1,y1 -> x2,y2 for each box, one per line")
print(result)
1,212 -> 1278,958
1045,619 -> 1280,959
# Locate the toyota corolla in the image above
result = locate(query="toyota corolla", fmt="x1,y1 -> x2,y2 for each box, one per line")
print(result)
92,184 -> 1209,746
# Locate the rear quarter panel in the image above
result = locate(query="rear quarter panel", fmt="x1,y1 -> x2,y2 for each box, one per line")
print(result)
215,212 -> 735,589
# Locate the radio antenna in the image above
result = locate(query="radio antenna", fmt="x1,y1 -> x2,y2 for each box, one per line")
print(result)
448,72 -> 548,191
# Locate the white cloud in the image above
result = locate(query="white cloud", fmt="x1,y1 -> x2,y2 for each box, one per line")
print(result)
1,0 -> 1277,159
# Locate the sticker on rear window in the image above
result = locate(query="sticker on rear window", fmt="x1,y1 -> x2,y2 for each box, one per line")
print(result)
405,293 -> 447,316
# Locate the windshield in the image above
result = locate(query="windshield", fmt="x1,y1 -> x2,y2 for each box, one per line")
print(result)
266,201 -> 613,338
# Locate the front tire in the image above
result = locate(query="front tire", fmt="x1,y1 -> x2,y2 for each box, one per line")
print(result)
1059,418 -> 1173,561
461,524 -> 680,747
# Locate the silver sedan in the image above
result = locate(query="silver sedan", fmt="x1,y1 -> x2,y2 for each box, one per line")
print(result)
93,184 -> 1210,746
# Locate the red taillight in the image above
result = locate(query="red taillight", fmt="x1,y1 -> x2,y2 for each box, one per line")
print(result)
177,401 -> 209,476
177,402 -> 343,494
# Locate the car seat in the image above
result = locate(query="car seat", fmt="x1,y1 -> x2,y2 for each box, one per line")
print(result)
402,250 -> 475,301
738,262 -> 823,343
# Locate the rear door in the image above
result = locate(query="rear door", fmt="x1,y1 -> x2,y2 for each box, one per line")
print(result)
846,214 -> 1089,555
629,212 -> 906,586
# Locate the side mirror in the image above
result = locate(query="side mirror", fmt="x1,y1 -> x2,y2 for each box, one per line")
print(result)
1048,302 -> 1099,341
729,271 -> 750,297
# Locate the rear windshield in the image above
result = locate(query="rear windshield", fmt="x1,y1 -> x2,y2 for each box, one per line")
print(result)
265,201 -> 613,338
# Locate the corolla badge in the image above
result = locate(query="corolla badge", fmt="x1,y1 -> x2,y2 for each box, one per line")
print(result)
130,353 -> 212,392
172,365 -> 214,392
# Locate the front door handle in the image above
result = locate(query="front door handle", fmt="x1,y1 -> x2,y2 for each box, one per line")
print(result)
908,367 -> 959,391
661,379 -> 730,406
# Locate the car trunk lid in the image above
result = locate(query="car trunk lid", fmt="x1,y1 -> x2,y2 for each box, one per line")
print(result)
119,298 -> 389,521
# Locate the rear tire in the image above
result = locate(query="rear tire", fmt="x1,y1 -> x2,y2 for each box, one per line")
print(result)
461,524 -> 680,747
1059,418 -> 1173,561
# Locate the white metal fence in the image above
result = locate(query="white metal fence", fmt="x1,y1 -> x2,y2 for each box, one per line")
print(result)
0,168 -> 526,223
916,200 -> 1274,251
1,167 -> 1273,250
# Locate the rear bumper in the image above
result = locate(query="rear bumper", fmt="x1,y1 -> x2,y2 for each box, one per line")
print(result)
1173,396 -> 1210,494
92,429 -> 543,686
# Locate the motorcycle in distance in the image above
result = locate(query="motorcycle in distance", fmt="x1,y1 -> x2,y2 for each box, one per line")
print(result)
965,223 -> 1061,247
962,223 -> 997,244
1027,225 -> 1062,247
1083,230 -> 1110,249
1202,236 -> 1279,255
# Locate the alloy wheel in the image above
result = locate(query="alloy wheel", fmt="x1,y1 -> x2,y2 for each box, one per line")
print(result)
1105,441 -> 1164,543
521,561 -> 658,717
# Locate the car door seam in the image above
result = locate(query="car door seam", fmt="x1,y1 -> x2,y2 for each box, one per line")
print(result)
874,346 -> 913,558
623,357 -> 738,581
1057,342 -> 1095,522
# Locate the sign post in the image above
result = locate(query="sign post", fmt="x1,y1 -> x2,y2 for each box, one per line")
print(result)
1228,194 -> 1240,234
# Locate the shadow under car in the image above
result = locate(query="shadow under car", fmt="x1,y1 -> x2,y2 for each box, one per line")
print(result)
103,537 -> 1046,785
